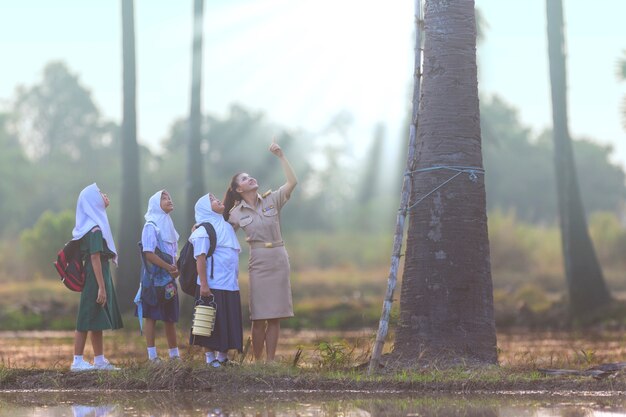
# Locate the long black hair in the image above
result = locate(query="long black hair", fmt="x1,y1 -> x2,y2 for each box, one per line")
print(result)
223,172 -> 243,222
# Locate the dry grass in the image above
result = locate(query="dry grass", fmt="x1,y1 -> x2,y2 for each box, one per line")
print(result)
0,328 -> 377,369
497,330 -> 626,369
3,328 -> 626,371
4,329 -> 626,392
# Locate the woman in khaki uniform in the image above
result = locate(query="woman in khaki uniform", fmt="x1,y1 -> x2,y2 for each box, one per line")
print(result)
223,139 -> 297,362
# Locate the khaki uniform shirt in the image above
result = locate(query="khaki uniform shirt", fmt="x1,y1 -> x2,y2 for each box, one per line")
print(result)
228,184 -> 291,245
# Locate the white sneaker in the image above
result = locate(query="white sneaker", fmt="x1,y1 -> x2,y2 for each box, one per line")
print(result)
94,359 -> 120,371
70,359 -> 95,372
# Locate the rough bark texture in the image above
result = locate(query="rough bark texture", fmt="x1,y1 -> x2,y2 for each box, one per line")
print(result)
393,0 -> 497,365
117,0 -> 142,312
546,0 -> 611,317
186,0 -> 205,228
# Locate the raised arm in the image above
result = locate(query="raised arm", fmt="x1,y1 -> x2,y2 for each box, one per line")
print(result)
269,138 -> 298,198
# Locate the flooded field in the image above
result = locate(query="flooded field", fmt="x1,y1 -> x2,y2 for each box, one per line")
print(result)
3,390 -> 626,416
2,328 -> 626,369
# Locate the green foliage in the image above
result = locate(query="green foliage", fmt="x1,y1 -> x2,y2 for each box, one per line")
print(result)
20,210 -> 74,278
150,104 -> 344,232
6,61 -> 121,234
315,340 -> 353,370
588,212 -> 626,268
3,60 -> 625,243
576,348 -> 596,365
12,61 -> 109,161
2,60 -> 626,329
481,95 -> 626,223
286,299 -> 383,331
489,210 -> 626,327
488,210 -> 563,291
0,114 -> 30,236
0,309 -> 44,330
287,231 -> 393,270
0,240 -> 24,281
513,284 -> 551,312
570,136 -> 626,214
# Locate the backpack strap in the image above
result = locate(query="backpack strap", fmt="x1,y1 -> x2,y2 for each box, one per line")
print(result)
140,221 -> 168,276
146,221 -> 167,254
200,222 -> 217,280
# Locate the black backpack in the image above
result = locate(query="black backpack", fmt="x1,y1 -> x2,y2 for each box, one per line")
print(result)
177,222 -> 217,296
54,240 -> 85,292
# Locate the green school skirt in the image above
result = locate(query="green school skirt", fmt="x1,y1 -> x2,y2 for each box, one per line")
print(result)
76,230 -> 123,332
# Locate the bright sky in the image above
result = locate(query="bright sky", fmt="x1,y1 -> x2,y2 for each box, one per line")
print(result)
1,0 -> 625,168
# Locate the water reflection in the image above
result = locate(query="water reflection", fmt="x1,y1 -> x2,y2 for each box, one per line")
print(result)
2,391 -> 626,417
72,405 -> 117,417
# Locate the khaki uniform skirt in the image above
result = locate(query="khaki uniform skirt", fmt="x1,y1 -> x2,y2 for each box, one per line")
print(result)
248,246 -> 293,320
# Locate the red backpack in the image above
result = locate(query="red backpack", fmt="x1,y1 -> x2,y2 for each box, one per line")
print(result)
54,240 -> 85,292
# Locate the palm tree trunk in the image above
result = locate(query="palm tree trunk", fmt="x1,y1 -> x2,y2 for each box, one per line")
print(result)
186,0 -> 205,228
546,0 -> 611,317
393,0 -> 497,365
117,0 -> 141,312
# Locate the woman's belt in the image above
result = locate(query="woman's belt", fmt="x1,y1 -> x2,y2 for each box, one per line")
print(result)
248,241 -> 284,249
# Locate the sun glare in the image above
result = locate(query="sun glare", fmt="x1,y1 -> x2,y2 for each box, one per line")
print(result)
205,0 -> 413,136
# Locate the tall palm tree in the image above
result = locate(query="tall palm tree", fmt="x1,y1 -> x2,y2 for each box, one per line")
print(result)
186,0 -> 205,227
117,0 -> 142,312
357,123 -> 385,206
393,0 -> 497,365
546,0 -> 610,317
618,51 -> 626,131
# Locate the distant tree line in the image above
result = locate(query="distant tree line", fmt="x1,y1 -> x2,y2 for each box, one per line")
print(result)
2,61 -> 625,278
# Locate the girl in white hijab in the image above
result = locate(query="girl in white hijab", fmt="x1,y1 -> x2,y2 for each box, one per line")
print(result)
189,193 -> 243,367
135,189 -> 181,362
71,183 -> 123,372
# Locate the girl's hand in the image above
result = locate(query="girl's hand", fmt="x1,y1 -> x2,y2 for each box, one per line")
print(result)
269,137 -> 283,158
200,283 -> 212,298
169,264 -> 180,279
97,287 -> 107,306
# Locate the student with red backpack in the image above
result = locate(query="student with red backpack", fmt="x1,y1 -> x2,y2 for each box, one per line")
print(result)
70,183 -> 123,371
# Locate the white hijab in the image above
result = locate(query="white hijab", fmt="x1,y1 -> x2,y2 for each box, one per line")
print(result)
72,183 -> 118,264
144,190 -> 179,244
190,194 -> 240,251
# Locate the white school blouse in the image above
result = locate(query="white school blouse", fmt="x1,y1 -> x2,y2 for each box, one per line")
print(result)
142,223 -> 178,261
191,236 -> 240,291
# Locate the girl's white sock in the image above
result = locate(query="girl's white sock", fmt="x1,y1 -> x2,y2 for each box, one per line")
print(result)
216,352 -> 228,362
168,347 -> 180,358
72,355 -> 84,364
147,346 -> 157,360
94,355 -> 107,366
205,351 -> 216,363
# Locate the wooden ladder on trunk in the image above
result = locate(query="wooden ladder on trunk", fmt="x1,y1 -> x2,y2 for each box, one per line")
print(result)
368,0 -> 424,375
